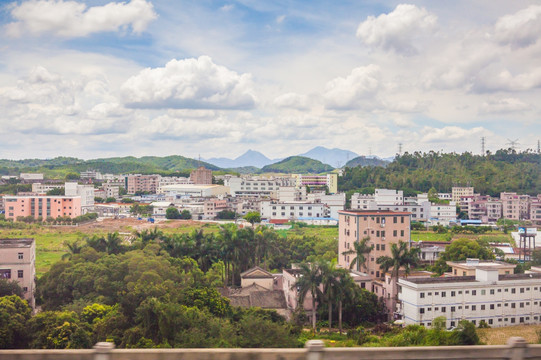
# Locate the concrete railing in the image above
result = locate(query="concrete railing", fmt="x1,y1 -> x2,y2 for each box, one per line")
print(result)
1,337 -> 540,360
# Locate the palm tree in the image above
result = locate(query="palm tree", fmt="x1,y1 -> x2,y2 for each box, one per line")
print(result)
62,240 -> 84,260
334,269 -> 357,334
342,237 -> 373,272
377,240 -> 420,316
104,232 -> 123,254
294,262 -> 323,331
319,259 -> 340,330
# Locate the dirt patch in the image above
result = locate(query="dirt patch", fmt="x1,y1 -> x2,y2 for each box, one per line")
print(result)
76,218 -> 204,233
478,324 -> 541,345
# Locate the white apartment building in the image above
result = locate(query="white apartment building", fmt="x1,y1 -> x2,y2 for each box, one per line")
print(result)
375,189 -> 403,205
157,176 -> 192,193
225,176 -> 294,197
20,173 -> 44,181
278,186 -> 306,202
65,182 -> 95,213
399,268 -> 541,329
307,192 -> 346,219
429,203 -> 457,224
350,193 -> 374,210
103,184 -> 120,199
260,201 -> 326,221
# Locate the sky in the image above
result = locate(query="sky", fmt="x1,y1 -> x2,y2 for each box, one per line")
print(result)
0,0 -> 540,160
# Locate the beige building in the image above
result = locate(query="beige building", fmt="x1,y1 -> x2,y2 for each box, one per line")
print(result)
452,187 -> 474,202
447,259 -> 515,276
338,210 -> 411,278
190,167 -> 213,185
0,238 -> 35,307
125,175 -> 160,194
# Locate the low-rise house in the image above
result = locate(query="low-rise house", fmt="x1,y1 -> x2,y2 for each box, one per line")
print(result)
0,238 -> 35,307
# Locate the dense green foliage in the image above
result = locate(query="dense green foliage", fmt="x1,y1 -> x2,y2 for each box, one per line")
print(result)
260,156 -> 334,173
432,238 -> 495,275
340,150 -> 541,196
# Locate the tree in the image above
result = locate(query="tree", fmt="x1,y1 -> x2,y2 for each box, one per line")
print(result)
342,237 -> 373,272
319,260 -> 340,329
244,211 -> 261,226
94,197 -> 104,203
180,210 -> 192,220
294,262 -> 323,331
377,240 -> 420,314
334,268 -> 357,333
433,238 -> 494,275
0,295 -> 32,348
165,207 -> 181,219
0,279 -> 24,298
46,187 -> 64,196
65,173 -> 80,181
62,240 -> 84,260
217,210 -> 236,219
105,197 -> 116,203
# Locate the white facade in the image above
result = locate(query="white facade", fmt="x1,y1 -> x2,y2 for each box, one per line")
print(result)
430,202 -> 457,222
157,176 -> 192,193
65,182 -> 95,213
159,184 -> 230,197
20,173 -> 43,181
260,201 -> 326,220
278,186 -> 306,202
306,192 -> 346,219
399,268 -> 541,328
31,183 -> 64,194
375,189 -> 403,205
452,187 -> 474,202
225,176 -> 294,197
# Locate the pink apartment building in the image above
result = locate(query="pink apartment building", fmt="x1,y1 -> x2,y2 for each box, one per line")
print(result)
338,210 -> 411,278
3,195 -> 81,221
125,175 -> 160,194
0,238 -> 36,307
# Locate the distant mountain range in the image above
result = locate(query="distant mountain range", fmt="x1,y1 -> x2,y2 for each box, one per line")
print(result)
345,156 -> 390,168
260,156 -> 334,174
205,146 -> 359,169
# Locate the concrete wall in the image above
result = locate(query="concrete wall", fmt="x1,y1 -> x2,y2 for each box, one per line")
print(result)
1,338 -> 540,360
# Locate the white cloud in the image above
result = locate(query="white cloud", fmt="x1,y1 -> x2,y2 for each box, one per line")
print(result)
495,5 -> 541,48
273,92 -> 311,110
420,126 -> 485,143
276,15 -> 286,24
0,66 -> 129,135
356,4 -> 437,55
121,56 -> 257,109
323,64 -> 381,110
5,0 -> 157,38
480,98 -> 530,114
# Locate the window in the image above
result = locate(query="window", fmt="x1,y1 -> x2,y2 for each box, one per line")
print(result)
23,287 -> 28,292
489,319 -> 493,325
511,303 -> 516,309
393,230 -> 397,236
472,290 -> 477,296
520,288 -> 525,293
420,293 -> 425,299
481,305 -> 485,310
441,307 -> 446,313
451,306 -> 455,312
472,305 -> 476,310
511,288 -> 516,294
490,304 -> 495,310
435,292 -> 439,295
520,303 -> 524,308
420,308 -> 425,314
17,270 -> 23,278
451,291 -> 456,297
481,290 -> 486,295
441,291 -> 446,297
18,253 -> 23,260
511,318 -> 516,324
400,230 -> 405,236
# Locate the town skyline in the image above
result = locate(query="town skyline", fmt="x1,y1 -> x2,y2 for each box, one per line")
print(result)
1,1 -> 540,160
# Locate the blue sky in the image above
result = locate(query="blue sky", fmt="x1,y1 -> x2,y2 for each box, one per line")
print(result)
0,0 -> 540,160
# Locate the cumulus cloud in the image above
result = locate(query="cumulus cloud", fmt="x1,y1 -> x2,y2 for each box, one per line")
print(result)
0,66 -> 129,135
473,66 -> 541,92
121,56 -> 257,110
356,4 -> 437,55
323,65 -> 381,110
480,98 -> 530,114
495,5 -> 541,48
273,92 -> 311,110
5,0 -> 157,38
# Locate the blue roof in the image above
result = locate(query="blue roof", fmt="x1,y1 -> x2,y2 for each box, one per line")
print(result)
297,217 -> 338,221
460,219 -> 482,224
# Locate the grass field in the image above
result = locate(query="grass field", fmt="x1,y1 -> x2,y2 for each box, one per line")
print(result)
478,325 -> 541,344
411,231 -> 513,244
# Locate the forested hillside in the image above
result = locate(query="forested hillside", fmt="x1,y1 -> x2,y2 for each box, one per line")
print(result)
260,156 -> 334,174
340,150 -> 540,196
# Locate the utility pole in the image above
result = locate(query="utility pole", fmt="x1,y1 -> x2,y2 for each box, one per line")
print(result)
481,137 -> 485,156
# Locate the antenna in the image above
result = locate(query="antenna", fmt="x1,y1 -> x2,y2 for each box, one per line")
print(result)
398,143 -> 403,155
481,137 -> 485,156
368,147 -> 372,157
506,138 -> 519,151
538,140 -> 540,154
198,154 -> 201,167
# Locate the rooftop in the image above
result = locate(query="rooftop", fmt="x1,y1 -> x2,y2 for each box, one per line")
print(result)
0,238 -> 34,248
402,272 -> 541,285
339,210 -> 412,216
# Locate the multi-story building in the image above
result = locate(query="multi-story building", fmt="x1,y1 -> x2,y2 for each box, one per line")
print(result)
190,167 -> 213,185
125,175 -> 160,194
375,189 -> 403,205
0,238 -> 36,307
260,201 -> 326,222
292,173 -> 338,194
203,198 -> 229,219
65,182 -> 94,213
501,192 -> 530,221
429,203 -> 457,224
31,183 -> 64,194
452,187 -> 474,202
3,195 -> 81,221
306,192 -> 346,219
225,176 -> 294,197
278,186 -> 306,202
399,268 -> 541,328
19,173 -> 44,182
338,210 -> 411,278
531,196 -> 541,225
103,184 -> 119,200
157,176 -> 192,193
447,259 -> 515,276
350,193 -> 374,210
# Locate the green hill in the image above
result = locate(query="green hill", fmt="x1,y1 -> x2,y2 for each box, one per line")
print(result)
345,156 -> 389,168
260,156 -> 334,174
340,150 -> 541,196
